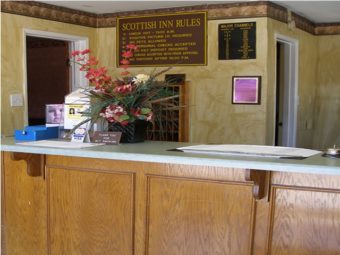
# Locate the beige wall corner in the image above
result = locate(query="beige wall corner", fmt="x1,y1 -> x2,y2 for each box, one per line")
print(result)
1,13 -> 96,136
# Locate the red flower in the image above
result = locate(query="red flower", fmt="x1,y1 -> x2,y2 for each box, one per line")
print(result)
114,84 -> 133,94
103,75 -> 111,82
88,56 -> 98,65
131,108 -> 141,116
126,44 -> 138,50
120,59 -> 130,65
120,71 -> 130,76
81,49 -> 91,55
120,120 -> 129,126
122,50 -> 133,58
119,44 -> 137,68
71,50 -> 80,57
70,44 -> 166,126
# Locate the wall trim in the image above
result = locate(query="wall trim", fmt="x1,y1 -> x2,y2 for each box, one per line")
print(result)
1,1 -> 340,35
1,1 -> 97,27
274,34 -> 299,147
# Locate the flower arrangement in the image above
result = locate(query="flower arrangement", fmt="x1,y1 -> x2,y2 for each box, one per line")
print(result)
70,44 -> 176,129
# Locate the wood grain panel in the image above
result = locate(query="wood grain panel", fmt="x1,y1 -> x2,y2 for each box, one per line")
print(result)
271,172 -> 340,190
46,155 -> 247,183
3,152 -> 47,255
146,176 -> 255,255
48,167 -> 134,255
268,186 -> 340,255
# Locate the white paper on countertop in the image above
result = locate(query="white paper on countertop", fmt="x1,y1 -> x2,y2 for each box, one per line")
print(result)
16,140 -> 105,149
176,144 -> 321,158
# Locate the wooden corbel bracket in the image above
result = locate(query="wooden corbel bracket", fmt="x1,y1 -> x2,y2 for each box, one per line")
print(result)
245,169 -> 268,200
10,152 -> 45,177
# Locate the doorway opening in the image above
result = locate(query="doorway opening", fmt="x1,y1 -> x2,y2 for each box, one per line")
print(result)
26,36 -> 70,125
24,29 -> 88,126
274,34 -> 298,147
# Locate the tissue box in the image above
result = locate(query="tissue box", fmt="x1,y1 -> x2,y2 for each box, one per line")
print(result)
14,125 -> 59,141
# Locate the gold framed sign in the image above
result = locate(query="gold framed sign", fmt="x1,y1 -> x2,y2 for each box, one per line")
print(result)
117,11 -> 207,67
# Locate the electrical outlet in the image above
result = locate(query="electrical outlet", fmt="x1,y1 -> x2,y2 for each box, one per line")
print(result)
10,93 -> 24,107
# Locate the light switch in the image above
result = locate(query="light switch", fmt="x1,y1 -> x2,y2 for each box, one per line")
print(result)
10,93 -> 24,107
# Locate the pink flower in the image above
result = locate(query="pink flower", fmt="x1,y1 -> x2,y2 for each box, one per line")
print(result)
81,49 -> 91,55
131,107 -> 153,121
88,56 -> 98,65
120,120 -> 129,126
122,50 -> 133,58
126,44 -> 138,50
119,44 -> 137,69
120,65 -> 129,70
100,104 -> 131,124
114,84 -> 133,94
71,50 -> 80,57
120,59 -> 130,65
70,44 -> 165,127
131,108 -> 141,116
120,71 -> 130,76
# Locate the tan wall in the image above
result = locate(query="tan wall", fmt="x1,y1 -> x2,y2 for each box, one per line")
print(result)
313,35 -> 340,149
1,13 -> 339,148
1,13 -> 96,135
95,18 -> 269,144
267,19 -> 319,148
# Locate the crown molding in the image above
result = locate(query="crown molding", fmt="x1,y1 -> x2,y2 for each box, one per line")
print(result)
315,23 -> 340,36
1,0 -> 339,35
1,1 -> 97,27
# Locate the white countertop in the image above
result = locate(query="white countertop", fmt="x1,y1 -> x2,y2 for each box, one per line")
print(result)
1,137 -> 340,175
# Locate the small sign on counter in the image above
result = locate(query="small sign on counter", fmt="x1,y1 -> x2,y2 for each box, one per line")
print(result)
92,131 -> 122,145
71,128 -> 87,143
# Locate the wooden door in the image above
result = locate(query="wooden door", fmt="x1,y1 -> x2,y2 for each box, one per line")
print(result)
268,186 -> 340,255
267,172 -> 340,255
47,167 -> 135,255
146,176 -> 255,255
2,152 -> 47,255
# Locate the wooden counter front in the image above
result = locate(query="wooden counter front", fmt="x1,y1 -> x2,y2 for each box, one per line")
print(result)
2,152 -> 340,255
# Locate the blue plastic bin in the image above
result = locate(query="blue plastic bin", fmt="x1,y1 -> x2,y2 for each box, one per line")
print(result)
14,125 -> 59,141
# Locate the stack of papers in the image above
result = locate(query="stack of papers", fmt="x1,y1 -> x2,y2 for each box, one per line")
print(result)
176,144 -> 321,158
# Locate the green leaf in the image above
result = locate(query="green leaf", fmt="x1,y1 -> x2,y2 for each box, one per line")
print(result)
141,108 -> 151,114
119,115 -> 130,121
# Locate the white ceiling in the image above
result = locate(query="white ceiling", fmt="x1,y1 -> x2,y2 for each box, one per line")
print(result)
37,1 -> 340,23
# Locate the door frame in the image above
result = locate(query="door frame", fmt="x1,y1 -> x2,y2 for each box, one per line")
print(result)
23,29 -> 89,125
274,33 -> 299,147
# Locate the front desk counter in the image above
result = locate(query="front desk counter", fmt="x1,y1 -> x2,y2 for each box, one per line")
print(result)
1,137 -> 340,255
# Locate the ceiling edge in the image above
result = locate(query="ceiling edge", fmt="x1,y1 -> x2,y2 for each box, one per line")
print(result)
1,1 -> 339,35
